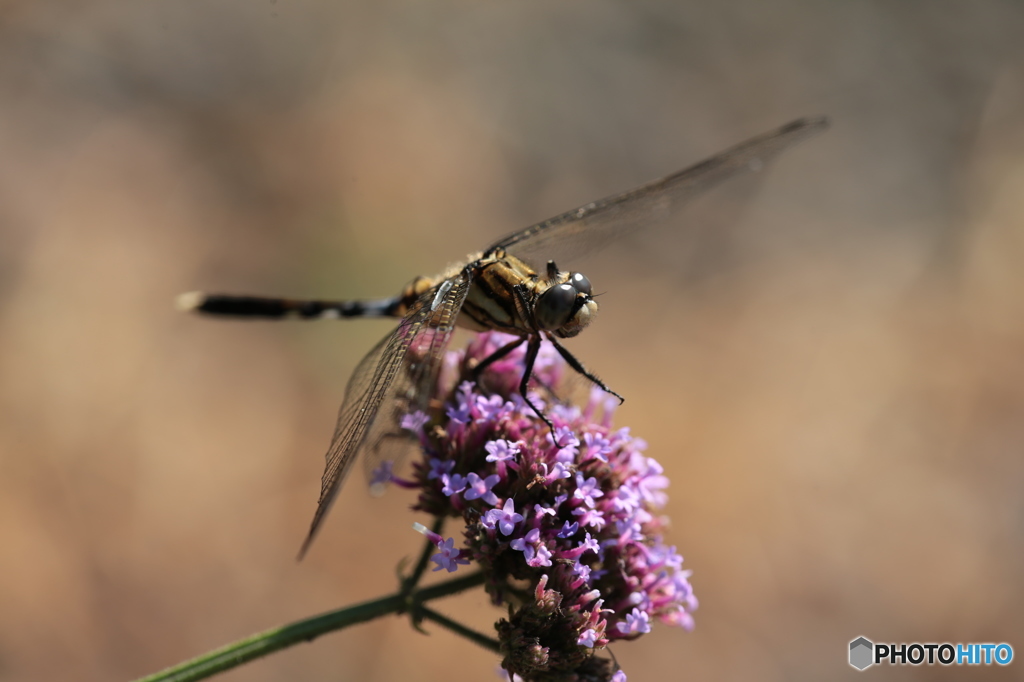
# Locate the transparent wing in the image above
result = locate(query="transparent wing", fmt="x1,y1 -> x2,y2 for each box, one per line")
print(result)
298,271 -> 471,558
487,117 -> 828,268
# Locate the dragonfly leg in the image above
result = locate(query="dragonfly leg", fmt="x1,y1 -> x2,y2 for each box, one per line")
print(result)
472,330 -> 566,407
546,335 -> 624,404
520,334 -> 555,432
177,292 -> 403,320
470,336 -> 527,379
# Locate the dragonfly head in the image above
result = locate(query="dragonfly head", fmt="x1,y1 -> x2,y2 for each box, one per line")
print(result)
534,270 -> 597,338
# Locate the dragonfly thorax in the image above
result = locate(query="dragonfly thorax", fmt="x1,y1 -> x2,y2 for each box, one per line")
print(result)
450,251 -> 599,338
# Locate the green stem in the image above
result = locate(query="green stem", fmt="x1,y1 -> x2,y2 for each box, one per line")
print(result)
416,604 -> 501,653
133,570 -> 486,682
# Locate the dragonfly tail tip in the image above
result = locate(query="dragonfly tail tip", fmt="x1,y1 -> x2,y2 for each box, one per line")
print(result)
176,291 -> 206,312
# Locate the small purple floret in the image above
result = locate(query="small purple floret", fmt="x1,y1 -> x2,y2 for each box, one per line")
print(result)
548,425 -> 580,462
557,521 -> 579,538
510,528 -> 552,567
426,457 -> 456,481
534,503 -> 556,517
528,544 -> 553,568
412,522 -> 471,573
463,472 -> 500,505
441,473 -> 467,497
582,432 -> 612,462
484,439 -> 520,463
430,536 -> 471,573
573,473 -> 604,507
483,498 -> 524,536
577,629 -> 598,647
476,394 -> 508,421
616,608 -> 651,635
542,461 -> 572,482
580,532 -> 600,555
368,461 -> 393,487
401,410 -> 430,433
572,506 -> 607,530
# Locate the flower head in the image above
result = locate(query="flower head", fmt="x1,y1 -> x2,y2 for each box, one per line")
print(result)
409,332 -> 697,681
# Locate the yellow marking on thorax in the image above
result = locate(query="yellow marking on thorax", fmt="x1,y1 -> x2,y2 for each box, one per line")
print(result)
460,253 -> 539,334
396,251 -> 545,335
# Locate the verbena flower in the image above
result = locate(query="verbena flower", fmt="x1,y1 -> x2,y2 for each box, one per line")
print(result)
407,331 -> 697,682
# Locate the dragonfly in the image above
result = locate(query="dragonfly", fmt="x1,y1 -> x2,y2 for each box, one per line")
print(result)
179,116 -> 828,557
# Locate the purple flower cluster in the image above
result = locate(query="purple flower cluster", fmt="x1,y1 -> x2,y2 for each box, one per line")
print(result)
407,332 -> 697,682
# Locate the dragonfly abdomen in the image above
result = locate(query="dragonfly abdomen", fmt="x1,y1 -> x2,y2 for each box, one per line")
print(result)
177,292 -> 404,320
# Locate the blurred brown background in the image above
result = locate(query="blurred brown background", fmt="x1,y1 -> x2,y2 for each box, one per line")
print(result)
2,2 -> 1023,681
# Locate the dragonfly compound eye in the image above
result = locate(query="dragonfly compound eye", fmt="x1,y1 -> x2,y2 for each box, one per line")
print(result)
535,283 -> 578,331
569,272 -> 592,296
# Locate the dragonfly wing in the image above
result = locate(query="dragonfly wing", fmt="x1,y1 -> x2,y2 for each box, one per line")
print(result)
298,270 -> 472,558
358,276 -> 473,486
488,117 -> 828,268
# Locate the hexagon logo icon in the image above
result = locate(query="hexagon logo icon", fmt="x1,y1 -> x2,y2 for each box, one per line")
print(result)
849,636 -> 874,670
